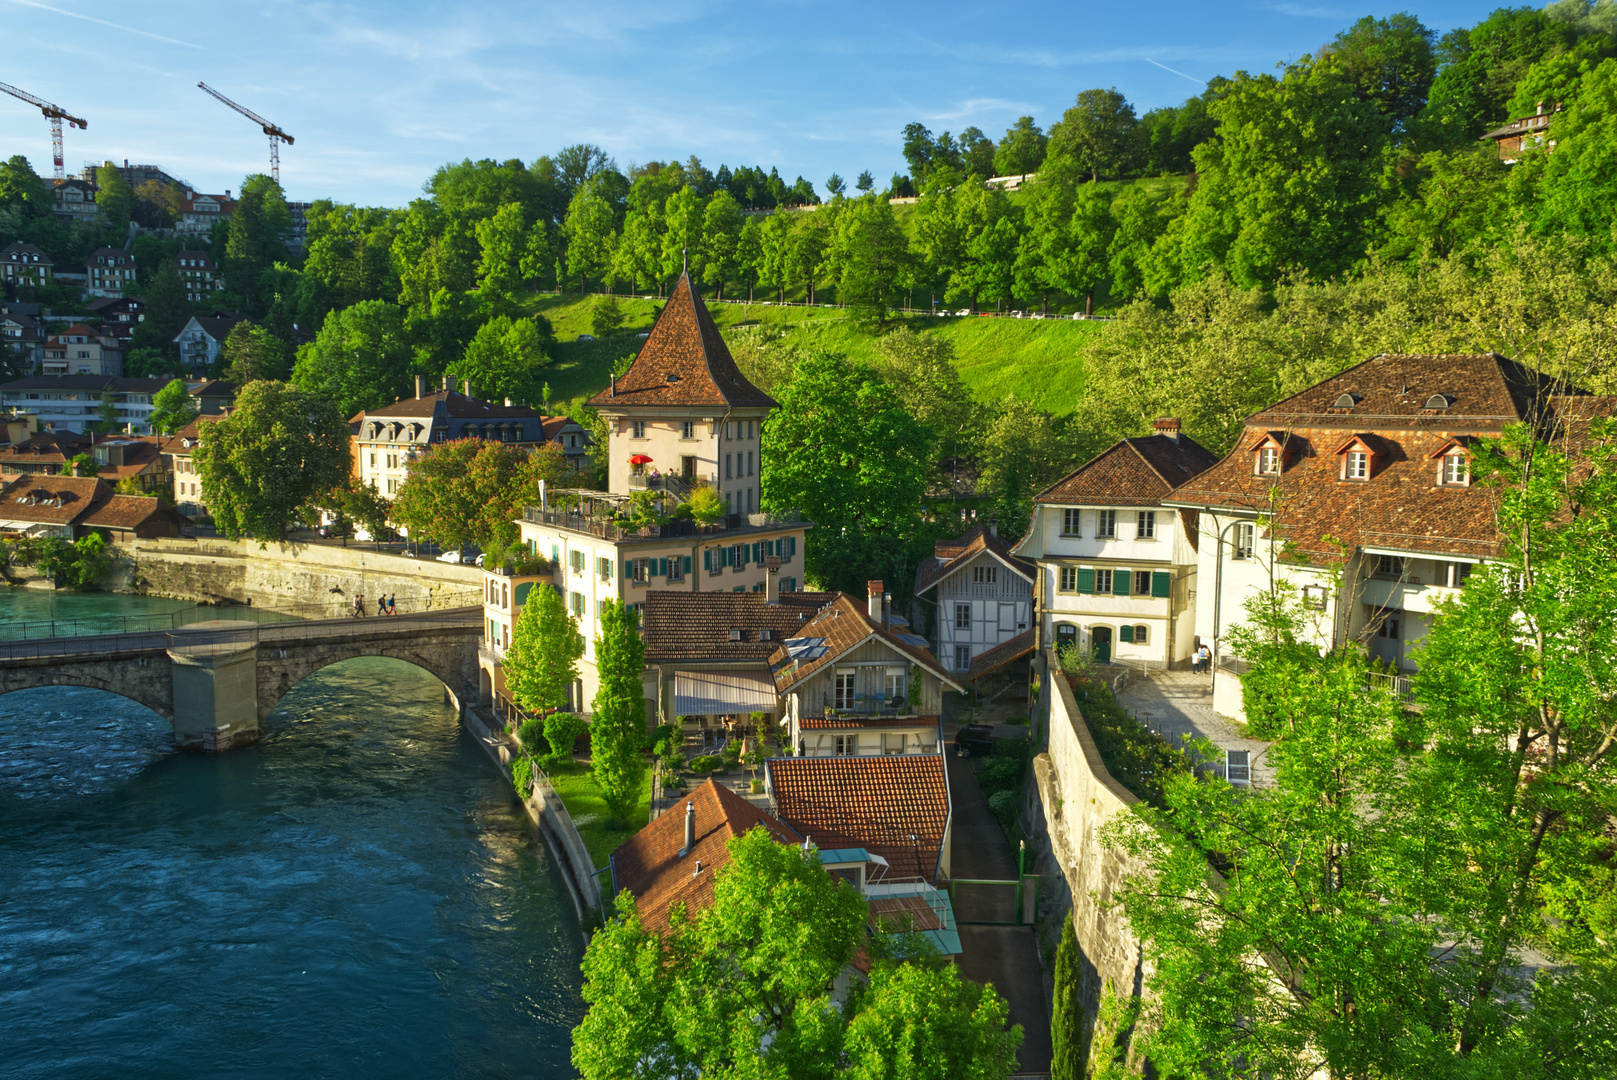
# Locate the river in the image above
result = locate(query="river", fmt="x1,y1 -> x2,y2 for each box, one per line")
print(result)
0,591 -> 584,1078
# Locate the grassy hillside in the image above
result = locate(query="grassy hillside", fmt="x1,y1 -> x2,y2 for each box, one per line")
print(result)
523,292 -> 1101,416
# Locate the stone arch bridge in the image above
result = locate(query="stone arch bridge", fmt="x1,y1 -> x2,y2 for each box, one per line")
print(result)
0,609 -> 482,751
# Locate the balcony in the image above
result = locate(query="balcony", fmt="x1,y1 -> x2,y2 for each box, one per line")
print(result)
523,504 -> 807,542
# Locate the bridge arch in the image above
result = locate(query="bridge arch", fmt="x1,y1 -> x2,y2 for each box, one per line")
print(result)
0,658 -> 174,720
255,630 -> 479,721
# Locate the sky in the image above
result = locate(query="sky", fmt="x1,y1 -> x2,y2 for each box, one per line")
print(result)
0,0 -> 1510,208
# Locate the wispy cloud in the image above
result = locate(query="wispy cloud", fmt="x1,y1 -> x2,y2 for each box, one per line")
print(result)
1263,2 -> 1344,18
1144,57 -> 1206,86
3,0 -> 202,48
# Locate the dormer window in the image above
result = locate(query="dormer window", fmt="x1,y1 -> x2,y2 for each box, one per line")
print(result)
1347,451 -> 1369,479
1328,392 -> 1360,413
1335,435 -> 1380,481
1258,447 -> 1279,475
728,629 -> 742,641
1442,451 -> 1469,485
1422,393 -> 1454,413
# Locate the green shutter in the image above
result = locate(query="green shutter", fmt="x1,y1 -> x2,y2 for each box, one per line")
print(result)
1077,568 -> 1095,594
752,542 -> 761,563
1152,571 -> 1171,598
789,537 -> 797,556
513,582 -> 533,605
1113,569 -> 1132,596
704,549 -> 712,571
623,558 -> 632,579
683,555 -> 692,575
1119,624 -> 1134,643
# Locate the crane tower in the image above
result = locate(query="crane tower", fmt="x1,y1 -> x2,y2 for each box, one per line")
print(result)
0,80 -> 87,181
197,82 -> 293,183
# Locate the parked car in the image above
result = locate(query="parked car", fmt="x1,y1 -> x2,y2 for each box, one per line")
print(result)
577,334 -> 595,341
954,724 -> 996,757
437,548 -> 466,564
316,524 -> 343,539
956,309 -> 972,316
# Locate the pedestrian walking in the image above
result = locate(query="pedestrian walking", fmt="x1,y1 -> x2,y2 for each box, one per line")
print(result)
387,594 -> 397,615
352,593 -> 365,618
376,595 -> 386,617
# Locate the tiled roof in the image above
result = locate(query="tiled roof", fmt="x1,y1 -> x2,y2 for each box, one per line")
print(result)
85,296 -> 142,313
183,313 -> 251,342
0,475 -> 105,525
767,593 -> 965,695
1164,357 -> 1613,562
539,415 -> 589,443
913,524 -> 1035,596
589,273 -> 775,410
169,414 -> 224,449
643,590 -> 838,662
187,379 -> 233,399
84,494 -> 186,532
1033,433 -> 1219,507
767,754 -> 951,881
797,715 -> 941,730
354,390 -> 544,422
962,629 -> 1035,682
0,375 -> 172,394
0,431 -> 89,464
1,242 -> 52,263
610,778 -> 802,934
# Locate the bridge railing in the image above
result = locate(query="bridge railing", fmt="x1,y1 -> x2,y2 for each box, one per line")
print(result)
167,625 -> 260,655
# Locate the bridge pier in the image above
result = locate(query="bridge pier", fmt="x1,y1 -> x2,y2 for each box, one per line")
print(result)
168,624 -> 261,752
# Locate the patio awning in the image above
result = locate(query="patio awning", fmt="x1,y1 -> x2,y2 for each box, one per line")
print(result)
674,670 -> 779,715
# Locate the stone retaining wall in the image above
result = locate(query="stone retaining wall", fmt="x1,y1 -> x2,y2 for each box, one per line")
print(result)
118,537 -> 484,614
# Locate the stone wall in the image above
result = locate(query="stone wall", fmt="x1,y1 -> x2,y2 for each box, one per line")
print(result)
1023,649 -> 1152,1058
119,538 -> 485,615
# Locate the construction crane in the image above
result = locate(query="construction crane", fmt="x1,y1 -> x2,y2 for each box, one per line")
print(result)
0,80 -> 87,182
197,82 -> 293,184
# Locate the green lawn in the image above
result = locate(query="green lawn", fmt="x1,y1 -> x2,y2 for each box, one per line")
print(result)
522,292 -> 1101,417
544,760 -> 652,871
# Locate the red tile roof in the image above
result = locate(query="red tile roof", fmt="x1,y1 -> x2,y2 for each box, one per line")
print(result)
962,629 -> 1036,682
643,589 -> 838,662
0,475 -> 105,525
609,778 -> 802,933
355,389 -> 543,421
767,593 -> 965,695
767,754 -> 951,881
1034,433 -> 1218,507
913,524 -> 1035,596
589,273 -> 775,410
796,715 -> 941,730
83,494 -> 187,532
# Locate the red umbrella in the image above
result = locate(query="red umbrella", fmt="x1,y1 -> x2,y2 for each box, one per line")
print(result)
628,454 -> 654,465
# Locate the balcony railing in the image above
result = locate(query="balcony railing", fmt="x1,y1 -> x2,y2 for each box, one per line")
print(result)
523,506 -> 806,540
1363,671 -> 1414,700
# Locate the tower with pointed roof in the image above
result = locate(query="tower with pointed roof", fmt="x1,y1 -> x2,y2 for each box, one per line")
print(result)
589,272 -> 775,514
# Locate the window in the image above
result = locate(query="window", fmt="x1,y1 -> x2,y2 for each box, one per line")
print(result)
1137,510 -> 1156,539
725,453 -> 733,479
1061,508 -> 1081,536
631,559 -> 649,583
885,670 -> 906,703
1377,614 -> 1401,640
1442,451 -> 1469,485
973,564 -> 997,584
1258,446 -> 1280,475
1302,584 -> 1328,610
1133,624 -> 1149,645
954,645 -> 971,671
955,603 -> 971,630
1232,523 -> 1255,560
881,733 -> 906,755
667,557 -> 685,582
570,591 -> 585,617
597,556 -> 613,580
747,451 -> 754,477
1094,569 -> 1113,593
1437,561 -> 1473,588
1096,510 -> 1117,538
630,421 -> 645,439
1374,554 -> 1408,579
1059,566 -> 1078,592
681,420 -> 694,439
1346,451 -> 1369,480
834,671 -> 856,710
833,733 -> 858,755
570,550 -> 586,574
1134,570 -> 1152,595
1226,749 -> 1251,787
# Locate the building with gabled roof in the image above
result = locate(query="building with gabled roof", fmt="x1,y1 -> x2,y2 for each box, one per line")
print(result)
0,474 -> 185,539
914,523 -> 1035,677
0,242 -> 53,287
1163,353 -> 1615,719
1016,418 -> 1218,670
173,313 -> 251,374
84,247 -> 136,298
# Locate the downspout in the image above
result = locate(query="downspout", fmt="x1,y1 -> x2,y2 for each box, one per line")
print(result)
1210,517 -> 1237,701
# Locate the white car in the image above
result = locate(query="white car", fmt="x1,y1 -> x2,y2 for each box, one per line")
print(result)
436,549 -> 465,564
956,309 -> 972,316
577,334 -> 595,341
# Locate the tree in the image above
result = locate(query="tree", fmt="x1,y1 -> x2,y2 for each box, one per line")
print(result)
290,299 -> 413,418
389,438 -> 545,555
130,259 -> 189,357
994,116 -> 1047,176
0,155 -> 50,216
223,174 -> 292,312
855,170 -> 875,193
95,161 -> 132,232
504,582 -> 584,715
698,189 -> 745,297
1424,7 -> 1577,141
148,378 -> 198,434
1046,88 -> 1141,181
843,963 -> 1021,1080
589,599 -> 647,823
959,126 -> 998,177
825,172 -> 846,198
192,380 -> 350,539
220,322 -> 288,384
449,314 -> 550,403
475,200 -> 529,307
870,328 -> 979,479
1525,57 -> 1617,251
827,198 -> 911,323
1322,13 -> 1437,132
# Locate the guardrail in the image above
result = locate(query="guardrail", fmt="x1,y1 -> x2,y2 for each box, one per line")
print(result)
166,625 -> 259,655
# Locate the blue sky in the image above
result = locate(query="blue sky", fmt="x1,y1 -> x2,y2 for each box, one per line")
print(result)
1,0 -> 1507,208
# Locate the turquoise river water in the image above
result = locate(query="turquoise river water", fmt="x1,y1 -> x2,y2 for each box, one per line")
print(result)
0,591 -> 584,1078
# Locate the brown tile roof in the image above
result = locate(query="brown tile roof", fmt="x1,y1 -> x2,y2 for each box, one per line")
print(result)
0,431 -> 90,465
962,629 -> 1035,682
1164,357 -> 1614,562
913,524 -> 1035,596
0,475 -> 106,525
797,715 -> 941,730
767,754 -> 951,881
589,273 -> 775,410
643,589 -> 838,662
351,389 -> 544,422
1034,433 -> 1219,507
610,778 -> 802,934
83,494 -> 186,532
768,593 -> 966,695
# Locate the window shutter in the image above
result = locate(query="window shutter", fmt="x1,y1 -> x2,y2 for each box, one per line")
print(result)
752,542 -> 761,563
1077,568 -> 1095,594
1152,571 -> 1171,598
624,558 -> 632,579
514,582 -> 533,605
1119,624 -> 1134,643
683,555 -> 692,575
788,537 -> 797,556
1112,569 -> 1132,596
704,549 -> 712,572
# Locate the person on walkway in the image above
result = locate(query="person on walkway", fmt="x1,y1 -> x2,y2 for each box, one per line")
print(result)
352,593 -> 365,618
387,594 -> 397,616
376,595 -> 387,617
1193,643 -> 1211,674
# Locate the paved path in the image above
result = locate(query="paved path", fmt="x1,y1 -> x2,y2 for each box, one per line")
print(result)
1113,668 -> 1275,787
948,751 -> 1053,1075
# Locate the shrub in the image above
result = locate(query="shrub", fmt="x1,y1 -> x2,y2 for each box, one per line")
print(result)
1074,683 -> 1186,806
988,789 -> 1021,829
511,754 -> 534,798
690,754 -> 724,773
977,755 -> 1024,794
516,716 -> 547,757
1051,918 -> 1082,1080
543,711 -> 588,765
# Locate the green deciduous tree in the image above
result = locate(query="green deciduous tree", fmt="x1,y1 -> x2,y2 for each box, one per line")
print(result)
448,314 -> 550,403
220,321 -> 289,384
588,598 -> 647,823
843,962 -> 1020,1080
223,174 -> 292,313
827,198 -> 912,322
192,380 -> 350,539
391,439 -> 565,556
147,377 -> 198,435
95,161 -> 132,232
1046,88 -> 1142,181
504,582 -> 584,715
994,115 -> 1047,176
291,298 -> 413,417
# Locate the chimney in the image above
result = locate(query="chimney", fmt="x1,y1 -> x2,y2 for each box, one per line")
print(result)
988,515 -> 999,539
465,380 -> 474,400
1153,417 -> 1182,442
765,556 -> 781,604
442,374 -> 450,392
225,189 -> 231,200
415,375 -> 424,399
681,800 -> 695,855
867,580 -> 883,621
883,591 -> 891,631
610,373 -> 616,398
504,397 -> 513,407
